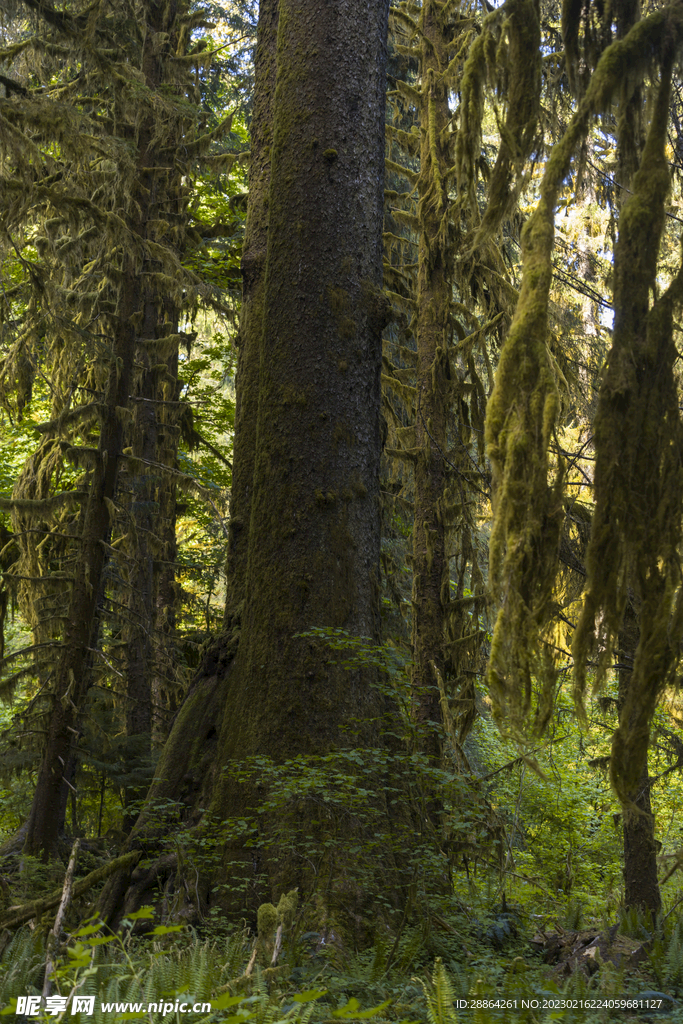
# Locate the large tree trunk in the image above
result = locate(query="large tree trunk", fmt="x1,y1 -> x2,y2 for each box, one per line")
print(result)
224,0 -> 278,625
99,0 -> 412,941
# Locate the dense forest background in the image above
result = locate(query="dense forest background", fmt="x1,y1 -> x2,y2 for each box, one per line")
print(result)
4,0 -> 683,1020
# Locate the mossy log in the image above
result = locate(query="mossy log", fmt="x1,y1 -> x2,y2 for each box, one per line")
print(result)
0,850 -> 140,932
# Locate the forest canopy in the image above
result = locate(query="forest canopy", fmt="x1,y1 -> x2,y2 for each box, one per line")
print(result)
3,0 -> 683,1020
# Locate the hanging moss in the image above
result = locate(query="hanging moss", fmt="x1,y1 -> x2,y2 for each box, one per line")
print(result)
485,6 -> 683,739
572,57 -> 683,804
457,0 -> 541,246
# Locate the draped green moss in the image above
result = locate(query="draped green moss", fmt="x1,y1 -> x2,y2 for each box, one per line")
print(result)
572,55 -> 683,803
485,5 -> 683,746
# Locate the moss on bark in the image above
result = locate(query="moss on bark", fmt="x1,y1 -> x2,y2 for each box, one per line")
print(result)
100,0 -> 430,945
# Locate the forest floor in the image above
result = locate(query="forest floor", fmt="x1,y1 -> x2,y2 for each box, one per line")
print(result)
2,849 -> 683,1024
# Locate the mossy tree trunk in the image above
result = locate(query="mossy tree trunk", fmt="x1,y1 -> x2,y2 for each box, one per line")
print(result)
618,602 -> 661,917
411,0 -> 453,764
20,0 -> 192,861
23,294 -> 138,860
219,0 -> 390,769
224,0 -> 278,626
123,276 -> 182,811
100,0 -> 408,937
610,0 -> 658,920
150,349 -> 182,749
122,347 -> 157,827
385,1 -> 495,762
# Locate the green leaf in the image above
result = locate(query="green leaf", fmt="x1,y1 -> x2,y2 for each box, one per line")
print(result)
292,990 -> 327,1003
72,923 -> 105,937
332,998 -> 391,1018
209,992 -> 248,1011
148,924 -> 185,935
124,905 -> 155,921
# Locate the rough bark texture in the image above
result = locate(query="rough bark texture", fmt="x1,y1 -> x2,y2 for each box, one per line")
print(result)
214,0 -> 392,916
123,348 -> 156,825
224,0 -> 278,624
100,0 -> 403,940
231,0 -> 389,765
150,352 -> 181,750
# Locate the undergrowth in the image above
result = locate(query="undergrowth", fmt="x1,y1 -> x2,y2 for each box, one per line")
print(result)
4,900 -> 683,1023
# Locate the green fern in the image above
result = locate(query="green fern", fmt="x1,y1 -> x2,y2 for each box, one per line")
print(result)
0,925 -> 45,1000
663,917 -> 683,994
419,958 -> 458,1024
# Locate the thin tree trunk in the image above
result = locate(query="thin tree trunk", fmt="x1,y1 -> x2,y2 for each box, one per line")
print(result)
23,299 -> 138,860
618,601 -> 661,917
151,396 -> 180,749
122,350 -> 156,830
22,2 -> 184,861
612,0 -> 659,920
411,0 -> 453,762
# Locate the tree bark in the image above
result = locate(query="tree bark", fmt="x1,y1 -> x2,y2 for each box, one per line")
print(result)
21,0 -> 188,861
224,0 -> 278,625
122,350 -> 156,828
99,0 -> 410,941
150,352 -> 181,750
411,0 -> 453,763
618,601 -> 661,918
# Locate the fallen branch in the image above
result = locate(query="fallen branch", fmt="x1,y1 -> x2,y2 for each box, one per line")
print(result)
42,838 -> 80,1000
0,849 -> 141,932
270,923 -> 283,966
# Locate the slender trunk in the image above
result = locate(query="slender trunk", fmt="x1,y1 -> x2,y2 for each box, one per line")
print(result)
611,1 -> 659,919
23,1 -> 182,861
411,0 -> 453,761
618,601 -> 661,917
23,296 -> 138,859
151,369 -> 180,749
122,350 -> 156,828
124,298 -> 180,793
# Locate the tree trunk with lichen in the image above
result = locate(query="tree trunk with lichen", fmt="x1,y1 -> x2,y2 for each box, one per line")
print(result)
122,348 -> 157,829
150,351 -> 181,750
99,0 -> 421,941
610,0 -> 659,921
